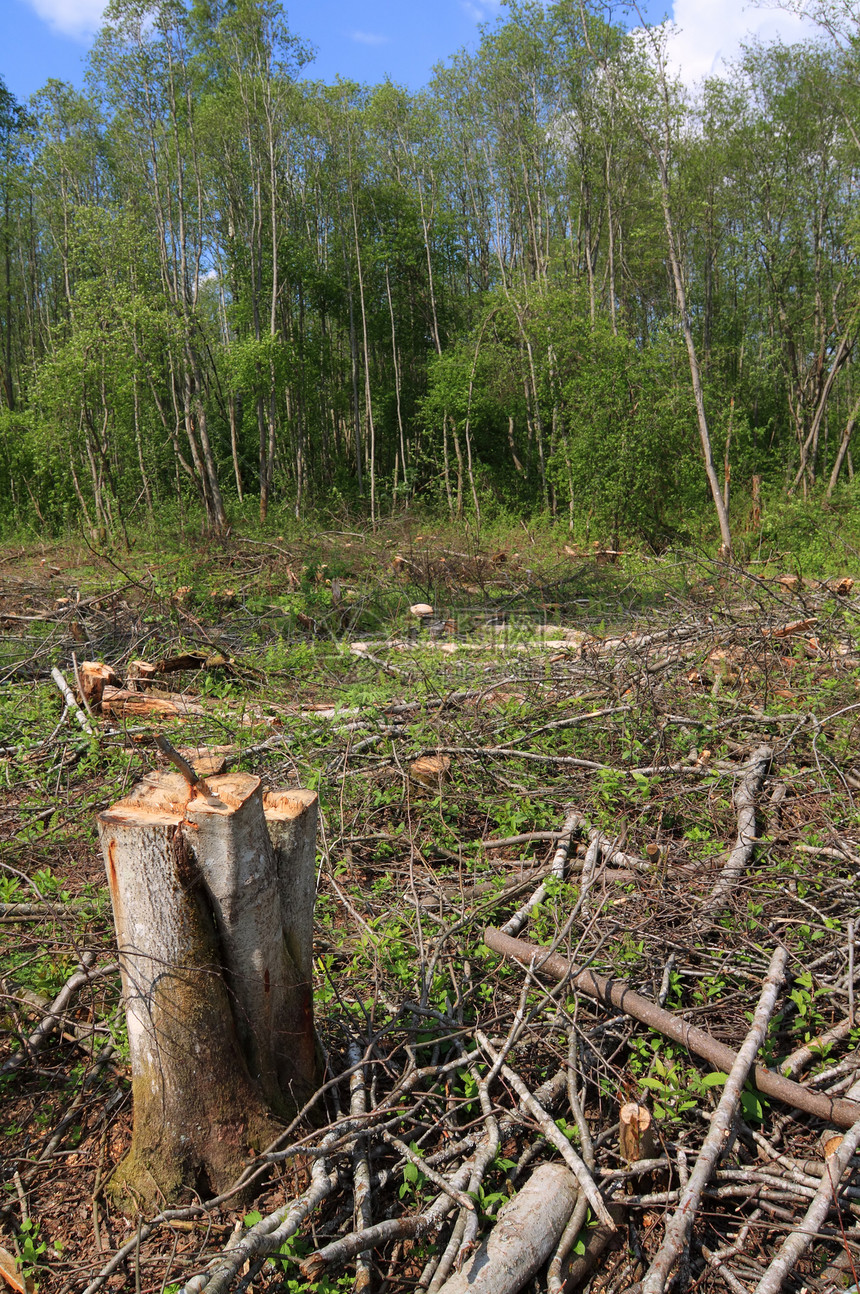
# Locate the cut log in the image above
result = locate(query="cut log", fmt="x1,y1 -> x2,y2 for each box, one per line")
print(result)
434,1162 -> 578,1294
78,661 -> 120,712
156,650 -> 233,673
127,660 -> 158,689
410,755 -> 452,789
181,748 -> 228,778
98,771 -> 320,1209
100,686 -> 206,718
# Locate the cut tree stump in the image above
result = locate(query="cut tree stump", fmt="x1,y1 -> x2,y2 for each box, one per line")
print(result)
620,1102 -> 655,1163
98,770 -> 320,1209
78,660 -> 120,712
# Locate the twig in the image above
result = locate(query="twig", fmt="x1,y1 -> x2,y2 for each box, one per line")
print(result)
547,1192 -> 588,1294
640,944 -> 788,1294
382,1132 -> 476,1212
50,666 -> 96,737
850,918 -> 855,1028
754,1113 -> 860,1294
476,1029 -> 613,1226
701,1245 -> 754,1294
454,1058 -> 501,1267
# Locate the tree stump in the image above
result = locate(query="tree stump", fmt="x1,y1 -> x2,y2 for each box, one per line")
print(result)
619,1102 -> 655,1163
98,771 -> 320,1209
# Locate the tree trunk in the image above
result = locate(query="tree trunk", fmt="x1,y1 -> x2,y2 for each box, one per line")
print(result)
827,392 -> 860,498
98,771 -> 320,1210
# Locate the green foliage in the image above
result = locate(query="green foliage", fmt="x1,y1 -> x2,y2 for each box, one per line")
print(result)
18,1218 -> 49,1287
0,0 -> 857,545
398,1147 -> 428,1203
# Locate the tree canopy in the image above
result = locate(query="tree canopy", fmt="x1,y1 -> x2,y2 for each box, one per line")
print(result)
0,0 -> 858,544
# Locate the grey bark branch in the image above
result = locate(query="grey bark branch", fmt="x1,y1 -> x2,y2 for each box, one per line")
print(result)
499,809 -> 580,936
476,1029 -> 612,1226
51,666 -> 96,737
640,944 -> 788,1294
700,744 -> 772,920
754,1114 -> 860,1294
347,1042 -> 373,1293
182,1134 -> 340,1294
2,952 -> 117,1073
434,1163 -> 580,1294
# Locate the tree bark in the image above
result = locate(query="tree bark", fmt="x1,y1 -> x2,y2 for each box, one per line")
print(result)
98,771 -> 320,1209
433,1163 -> 579,1294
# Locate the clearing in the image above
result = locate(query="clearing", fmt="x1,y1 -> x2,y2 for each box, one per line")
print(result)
2,527 -> 860,1294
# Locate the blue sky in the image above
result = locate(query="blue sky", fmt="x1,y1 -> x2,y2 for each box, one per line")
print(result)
0,0 -> 818,105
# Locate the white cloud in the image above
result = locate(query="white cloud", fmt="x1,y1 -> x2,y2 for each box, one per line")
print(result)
664,0 -> 821,84
461,0 -> 503,23
25,0 -> 104,40
350,30 -> 390,47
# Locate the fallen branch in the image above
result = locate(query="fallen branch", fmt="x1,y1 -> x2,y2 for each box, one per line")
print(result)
2,954 -> 118,1074
100,685 -> 206,718
640,944 -> 788,1294
754,1113 -> 860,1294
559,1203 -> 626,1290
483,928 -> 860,1129
50,666 -> 96,737
780,1016 -> 853,1079
499,810 -> 580,936
700,744 -> 772,920
182,1135 -> 340,1294
299,1164 -> 472,1282
347,1043 -> 372,1294
476,1030 -> 612,1226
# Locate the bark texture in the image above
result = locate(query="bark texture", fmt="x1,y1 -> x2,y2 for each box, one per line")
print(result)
434,1163 -> 579,1294
98,771 -> 320,1209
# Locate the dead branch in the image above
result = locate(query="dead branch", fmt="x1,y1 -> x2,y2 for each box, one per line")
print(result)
299,1165 -> 473,1283
50,666 -> 96,736
499,810 -> 580,936
699,743 -> 773,920
754,1113 -> 860,1294
2,953 -> 118,1073
433,1163 -> 580,1294
347,1042 -> 372,1294
640,944 -> 788,1293
780,1016 -> 853,1078
483,928 -> 860,1128
476,1029 -> 612,1226
182,1135 -> 340,1294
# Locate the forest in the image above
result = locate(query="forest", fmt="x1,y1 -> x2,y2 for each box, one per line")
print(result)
0,0 -> 858,551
